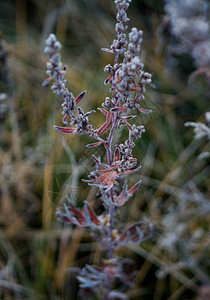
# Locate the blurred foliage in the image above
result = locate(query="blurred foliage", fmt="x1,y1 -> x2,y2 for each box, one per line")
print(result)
0,0 -> 209,299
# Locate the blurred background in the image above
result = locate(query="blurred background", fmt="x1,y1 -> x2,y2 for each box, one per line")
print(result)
0,0 -> 209,299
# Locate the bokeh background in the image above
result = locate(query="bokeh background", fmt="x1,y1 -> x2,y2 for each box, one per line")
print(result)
0,0 -> 209,299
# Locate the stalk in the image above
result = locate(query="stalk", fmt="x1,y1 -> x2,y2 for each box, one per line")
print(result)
42,0 -> 153,298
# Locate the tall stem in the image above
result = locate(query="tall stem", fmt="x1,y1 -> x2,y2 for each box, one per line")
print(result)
106,115 -> 118,258
105,52 -> 119,259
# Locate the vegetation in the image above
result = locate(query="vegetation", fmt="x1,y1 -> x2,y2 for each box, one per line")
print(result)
0,0 -> 209,299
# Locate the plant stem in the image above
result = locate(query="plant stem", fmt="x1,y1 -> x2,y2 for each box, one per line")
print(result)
105,116 -> 117,259
105,52 -> 119,259
107,204 -> 115,258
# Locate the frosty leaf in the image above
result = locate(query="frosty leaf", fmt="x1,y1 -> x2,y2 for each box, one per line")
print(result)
75,90 -> 87,105
113,147 -> 120,162
119,221 -> 152,245
86,141 -> 103,148
42,77 -> 52,86
127,180 -> 142,197
138,106 -> 152,114
54,126 -> 77,134
104,76 -> 112,85
114,180 -> 141,206
101,47 -> 114,54
98,108 -> 109,116
97,121 -> 112,135
57,200 -> 101,227
111,106 -> 128,112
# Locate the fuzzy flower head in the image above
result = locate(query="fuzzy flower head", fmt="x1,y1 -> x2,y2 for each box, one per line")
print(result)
163,0 -> 210,68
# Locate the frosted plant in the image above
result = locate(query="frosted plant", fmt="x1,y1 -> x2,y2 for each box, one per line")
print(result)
156,180 -> 210,286
185,111 -> 210,159
158,0 -> 210,77
42,0 -> 153,298
185,112 -> 210,141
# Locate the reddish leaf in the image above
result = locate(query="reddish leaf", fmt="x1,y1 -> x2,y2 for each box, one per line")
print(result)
57,201 -> 102,228
107,112 -> 112,123
114,180 -> 141,206
129,87 -> 138,91
121,115 -> 136,120
86,141 -> 103,148
120,222 -> 146,243
97,121 -> 111,135
123,119 -> 133,131
99,171 -> 116,185
127,180 -> 142,197
113,147 -> 120,162
129,157 -> 137,162
138,106 -> 151,114
114,181 -> 128,206
85,201 -> 101,226
69,203 -> 86,225
84,169 -> 119,191
92,154 -> 100,164
54,126 -> 77,134
104,76 -> 112,85
104,180 -> 116,192
111,106 -> 128,113
97,111 -> 113,136
83,172 -> 109,184
92,155 -> 110,170
123,165 -> 141,175
98,108 -> 109,116
75,90 -> 87,105
62,114 -> 69,125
